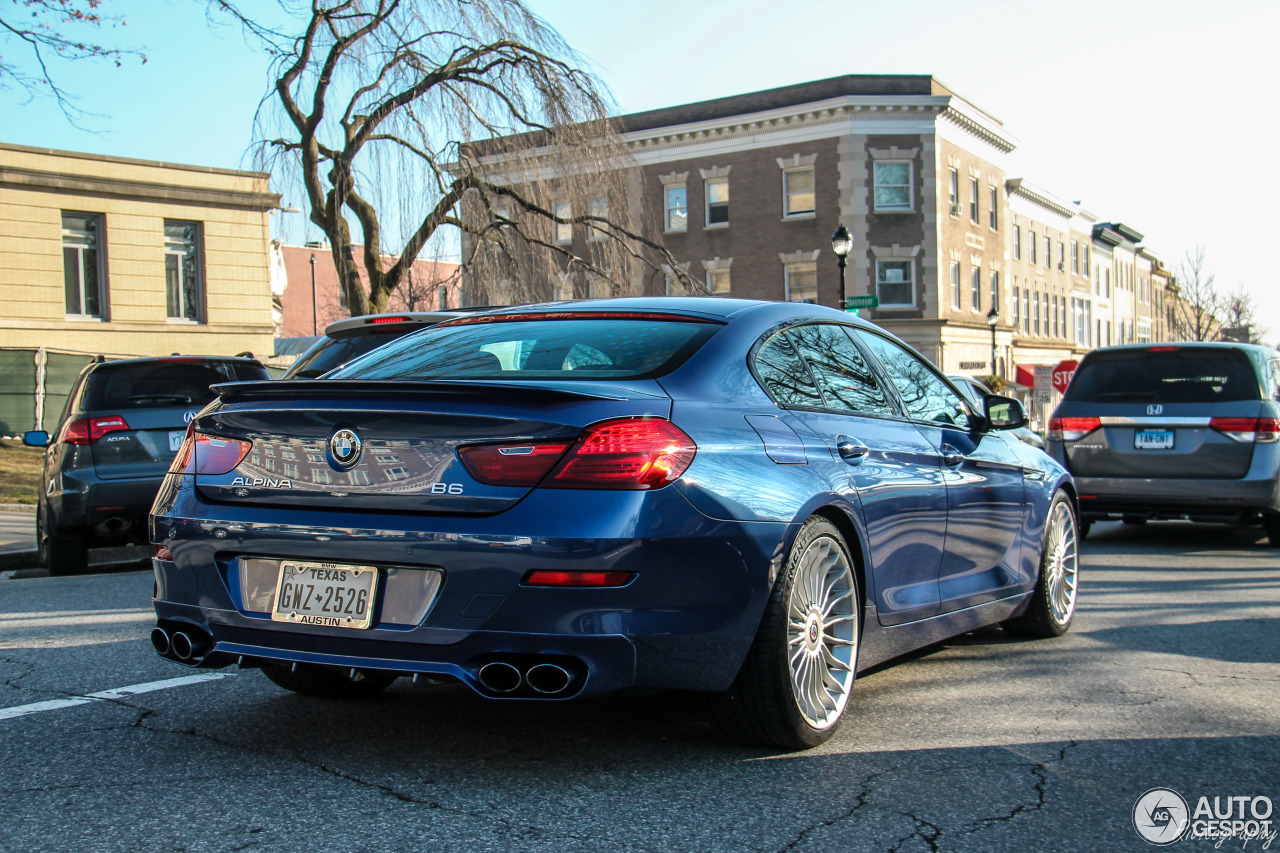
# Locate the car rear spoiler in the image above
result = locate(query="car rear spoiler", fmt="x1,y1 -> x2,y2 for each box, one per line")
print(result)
210,379 -> 640,404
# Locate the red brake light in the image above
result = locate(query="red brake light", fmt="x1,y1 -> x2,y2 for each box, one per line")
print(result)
458,441 -> 572,487
437,312 -> 719,327
168,427 -> 252,475
546,418 -> 696,490
523,570 -> 635,587
1211,417 -> 1280,443
62,416 -> 130,444
1048,416 -> 1101,442
1147,346 -> 1178,352
366,316 -> 412,325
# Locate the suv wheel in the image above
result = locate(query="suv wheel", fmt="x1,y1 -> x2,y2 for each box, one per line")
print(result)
40,507 -> 90,576
1264,515 -> 1280,548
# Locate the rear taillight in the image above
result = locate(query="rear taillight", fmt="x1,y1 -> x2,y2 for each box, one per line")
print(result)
366,316 -> 412,325
168,426 -> 252,475
1211,416 -> 1280,444
523,570 -> 635,587
458,441 -> 572,487
458,418 -> 697,491
61,415 -> 131,445
1047,416 -> 1101,442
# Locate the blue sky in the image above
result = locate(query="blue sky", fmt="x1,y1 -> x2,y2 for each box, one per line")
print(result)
5,0 -> 1276,336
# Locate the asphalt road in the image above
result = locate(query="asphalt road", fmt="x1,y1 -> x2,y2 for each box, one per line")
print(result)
2,521 -> 1278,852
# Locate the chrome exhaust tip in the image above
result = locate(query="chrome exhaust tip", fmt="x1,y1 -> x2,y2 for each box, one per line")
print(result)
525,663 -> 574,695
170,630 -> 209,662
477,662 -> 522,694
150,627 -> 170,656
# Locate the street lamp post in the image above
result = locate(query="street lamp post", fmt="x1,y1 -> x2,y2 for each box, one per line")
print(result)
830,223 -> 853,310
986,307 -> 1000,377
309,253 -> 318,337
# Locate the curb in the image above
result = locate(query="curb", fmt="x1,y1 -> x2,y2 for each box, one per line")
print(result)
0,549 -> 39,572
0,503 -> 37,514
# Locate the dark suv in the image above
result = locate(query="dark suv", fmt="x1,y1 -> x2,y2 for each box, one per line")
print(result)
23,356 -> 270,574
1047,343 -> 1280,543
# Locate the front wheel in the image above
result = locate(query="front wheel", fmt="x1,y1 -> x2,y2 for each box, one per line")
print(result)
40,506 -> 90,577
262,663 -> 397,698
1003,492 -> 1079,638
712,517 -> 860,749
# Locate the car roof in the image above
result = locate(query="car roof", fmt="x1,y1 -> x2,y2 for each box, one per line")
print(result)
324,311 -> 472,337
1086,342 -> 1277,355
454,296 -> 872,326
90,355 -> 264,369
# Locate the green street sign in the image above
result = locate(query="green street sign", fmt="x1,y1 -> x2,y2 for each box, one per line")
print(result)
845,295 -> 879,310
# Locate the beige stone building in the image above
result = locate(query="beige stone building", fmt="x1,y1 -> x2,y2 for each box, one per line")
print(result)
0,142 -> 279,357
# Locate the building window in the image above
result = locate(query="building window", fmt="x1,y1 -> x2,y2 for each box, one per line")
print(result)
873,162 -> 912,212
1044,235 -> 1051,268
707,268 -> 731,295
876,260 -> 914,307
1051,295 -> 1058,338
705,178 -> 729,226
783,169 -> 815,217
970,267 -> 981,311
1072,240 -> 1079,274
948,169 -> 959,215
164,220 -> 204,322
785,263 -> 817,303
1105,268 -> 1111,297
1033,292 -> 1041,336
664,185 -> 687,232
1058,242 -> 1065,271
950,262 -> 961,310
1013,285 -> 1020,327
62,212 -> 105,318
1022,289 -> 1030,334
1013,225 -> 1021,260
554,201 -> 572,244
990,270 -> 999,313
1030,231 -> 1037,264
1084,245 -> 1090,276
988,187 -> 998,229
587,197 -> 607,241
969,178 -> 980,223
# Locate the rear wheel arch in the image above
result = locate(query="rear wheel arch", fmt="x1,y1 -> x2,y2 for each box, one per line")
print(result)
810,505 -> 868,621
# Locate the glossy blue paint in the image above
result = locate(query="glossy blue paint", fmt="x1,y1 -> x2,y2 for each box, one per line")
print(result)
150,297 -> 1073,701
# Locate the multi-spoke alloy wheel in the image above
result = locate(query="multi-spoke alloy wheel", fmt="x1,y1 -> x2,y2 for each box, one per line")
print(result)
712,516 -> 860,749
1003,491 -> 1079,638
786,535 -> 857,729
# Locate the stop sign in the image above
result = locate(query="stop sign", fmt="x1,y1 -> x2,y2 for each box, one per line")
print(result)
1052,360 -> 1078,394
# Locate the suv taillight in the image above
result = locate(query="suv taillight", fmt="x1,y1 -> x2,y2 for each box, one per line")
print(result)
168,425 -> 252,474
61,415 -> 130,445
459,418 -> 697,491
1047,416 -> 1101,442
1210,417 -> 1280,444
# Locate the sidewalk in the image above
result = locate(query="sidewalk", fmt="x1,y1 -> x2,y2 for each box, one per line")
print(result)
0,504 -> 39,576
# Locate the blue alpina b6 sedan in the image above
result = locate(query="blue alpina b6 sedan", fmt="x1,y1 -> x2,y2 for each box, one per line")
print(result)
150,298 -> 1078,748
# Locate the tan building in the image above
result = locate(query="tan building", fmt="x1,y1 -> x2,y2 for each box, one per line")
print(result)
0,142 -> 279,357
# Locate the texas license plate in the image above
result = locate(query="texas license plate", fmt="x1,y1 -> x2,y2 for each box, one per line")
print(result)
271,562 -> 379,629
1134,429 -> 1174,450
168,430 -> 186,451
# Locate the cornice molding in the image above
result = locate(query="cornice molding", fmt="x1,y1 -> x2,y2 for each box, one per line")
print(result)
0,166 -> 280,212
1006,178 -> 1077,219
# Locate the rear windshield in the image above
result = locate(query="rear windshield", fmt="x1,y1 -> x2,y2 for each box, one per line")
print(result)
84,360 -> 269,410
1066,349 -> 1261,404
284,330 -> 409,378
330,318 -> 720,381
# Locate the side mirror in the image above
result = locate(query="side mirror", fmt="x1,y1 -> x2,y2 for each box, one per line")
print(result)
984,395 -> 1028,431
22,430 -> 50,447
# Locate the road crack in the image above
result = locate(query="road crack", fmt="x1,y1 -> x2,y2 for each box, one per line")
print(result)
774,768 -> 896,852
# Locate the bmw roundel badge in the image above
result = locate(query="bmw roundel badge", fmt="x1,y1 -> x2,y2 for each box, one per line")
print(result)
329,428 -> 362,469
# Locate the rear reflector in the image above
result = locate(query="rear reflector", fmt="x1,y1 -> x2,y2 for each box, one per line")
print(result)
62,415 -> 131,444
1047,416 -> 1101,442
523,570 -> 635,587
155,544 -> 174,560
1211,416 -> 1280,443
458,441 -> 572,487
169,426 -> 252,475
546,418 -> 696,490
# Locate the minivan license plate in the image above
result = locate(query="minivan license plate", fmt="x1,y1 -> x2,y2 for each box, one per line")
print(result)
1134,429 -> 1174,450
271,562 -> 379,629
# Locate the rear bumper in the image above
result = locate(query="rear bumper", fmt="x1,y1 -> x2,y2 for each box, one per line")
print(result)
150,483 -> 792,697
48,470 -> 165,536
1073,474 -> 1280,520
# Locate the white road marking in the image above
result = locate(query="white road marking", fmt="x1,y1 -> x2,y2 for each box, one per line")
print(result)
0,673 -> 229,721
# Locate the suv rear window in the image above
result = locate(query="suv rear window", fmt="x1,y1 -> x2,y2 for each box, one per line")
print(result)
285,330 -> 409,379
330,317 -> 719,381
84,360 -> 269,410
1066,348 -> 1261,404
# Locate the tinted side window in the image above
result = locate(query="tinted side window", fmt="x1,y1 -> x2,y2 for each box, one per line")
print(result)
787,324 -> 896,416
856,331 -> 970,429
753,331 -> 824,408
1270,361 -> 1280,401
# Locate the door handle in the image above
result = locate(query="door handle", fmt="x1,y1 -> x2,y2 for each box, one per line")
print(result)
836,435 -> 870,462
941,445 -> 965,467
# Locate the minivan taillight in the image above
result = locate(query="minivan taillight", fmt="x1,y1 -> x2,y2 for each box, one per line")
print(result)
1210,417 -> 1280,444
168,426 -> 252,475
61,415 -> 131,444
458,418 -> 697,491
1048,416 -> 1101,442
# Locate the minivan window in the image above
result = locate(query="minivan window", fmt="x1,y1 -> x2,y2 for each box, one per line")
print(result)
1066,349 -> 1260,404
331,318 -> 719,381
84,361 -> 267,410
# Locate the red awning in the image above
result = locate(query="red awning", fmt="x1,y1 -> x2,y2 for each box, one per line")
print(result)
1014,364 -> 1037,388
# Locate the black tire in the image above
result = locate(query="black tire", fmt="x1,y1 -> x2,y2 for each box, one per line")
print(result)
40,506 -> 90,576
1003,491 -> 1079,638
1078,518 -> 1092,539
712,517 -> 860,750
261,663 -> 398,698
1122,516 -> 1146,526
1264,515 -> 1280,548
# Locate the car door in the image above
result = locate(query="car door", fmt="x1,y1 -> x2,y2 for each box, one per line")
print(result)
755,323 -> 948,626
853,330 -> 1027,613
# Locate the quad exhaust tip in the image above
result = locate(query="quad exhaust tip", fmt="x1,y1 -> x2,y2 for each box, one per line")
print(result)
476,661 -> 577,696
150,627 -> 170,656
525,663 -> 574,695
477,662 -> 522,694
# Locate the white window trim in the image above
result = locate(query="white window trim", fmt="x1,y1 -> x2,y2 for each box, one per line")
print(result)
875,259 -> 916,308
704,176 -> 729,229
62,211 -> 107,320
781,166 -> 816,219
872,160 -> 914,213
663,184 -> 688,234
784,262 -> 818,303
553,201 -> 572,245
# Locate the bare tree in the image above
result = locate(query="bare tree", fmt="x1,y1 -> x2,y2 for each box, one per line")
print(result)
1168,246 -> 1220,342
214,0 -> 693,315
1218,285 -> 1264,344
0,0 -> 144,121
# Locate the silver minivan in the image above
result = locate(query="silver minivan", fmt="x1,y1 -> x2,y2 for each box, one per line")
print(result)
1047,343 -> 1280,543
